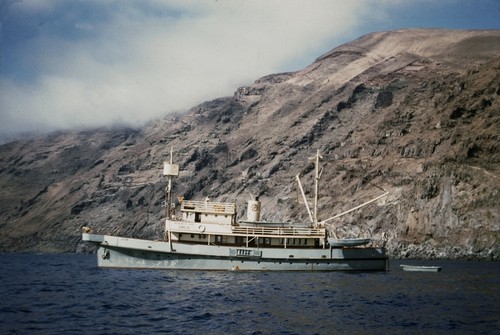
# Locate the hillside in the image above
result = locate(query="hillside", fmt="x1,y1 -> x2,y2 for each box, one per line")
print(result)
0,29 -> 499,259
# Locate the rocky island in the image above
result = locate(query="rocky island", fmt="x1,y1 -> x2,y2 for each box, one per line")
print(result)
0,29 -> 498,259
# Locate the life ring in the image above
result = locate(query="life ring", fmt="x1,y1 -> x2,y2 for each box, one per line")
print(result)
198,225 -> 206,232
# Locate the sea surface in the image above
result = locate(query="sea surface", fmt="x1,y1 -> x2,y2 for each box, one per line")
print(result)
0,254 -> 498,335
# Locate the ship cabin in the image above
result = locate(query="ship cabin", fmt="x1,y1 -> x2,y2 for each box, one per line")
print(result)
166,199 -> 327,249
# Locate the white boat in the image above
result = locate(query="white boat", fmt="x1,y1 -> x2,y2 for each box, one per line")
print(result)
82,150 -> 388,271
400,264 -> 442,272
327,238 -> 371,247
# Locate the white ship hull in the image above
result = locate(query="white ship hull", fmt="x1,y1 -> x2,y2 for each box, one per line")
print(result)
84,234 -> 388,271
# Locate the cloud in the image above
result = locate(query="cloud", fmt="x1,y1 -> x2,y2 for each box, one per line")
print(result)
0,0 -> 375,140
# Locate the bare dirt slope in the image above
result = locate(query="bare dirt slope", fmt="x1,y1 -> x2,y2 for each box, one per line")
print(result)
1,29 -> 498,258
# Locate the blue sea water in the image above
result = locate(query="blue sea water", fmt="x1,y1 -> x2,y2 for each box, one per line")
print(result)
0,254 -> 498,335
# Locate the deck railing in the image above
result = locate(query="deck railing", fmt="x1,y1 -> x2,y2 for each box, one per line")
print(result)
232,226 -> 325,237
181,200 -> 236,215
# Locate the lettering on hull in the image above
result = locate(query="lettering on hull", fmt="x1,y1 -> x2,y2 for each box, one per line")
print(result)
229,248 -> 262,258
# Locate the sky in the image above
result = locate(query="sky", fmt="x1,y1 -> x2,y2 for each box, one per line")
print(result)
0,0 -> 499,142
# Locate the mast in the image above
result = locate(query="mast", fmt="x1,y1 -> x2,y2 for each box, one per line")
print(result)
313,149 -> 320,225
167,149 -> 173,219
163,147 -> 179,220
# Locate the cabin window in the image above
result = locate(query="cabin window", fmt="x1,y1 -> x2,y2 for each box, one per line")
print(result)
195,213 -> 201,223
235,236 -> 245,245
257,237 -> 271,245
215,235 -> 227,244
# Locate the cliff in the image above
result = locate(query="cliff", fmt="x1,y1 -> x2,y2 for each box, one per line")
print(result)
1,29 -> 499,259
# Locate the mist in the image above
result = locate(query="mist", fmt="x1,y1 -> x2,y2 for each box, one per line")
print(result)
0,0 -> 373,142
2,0 -> 495,142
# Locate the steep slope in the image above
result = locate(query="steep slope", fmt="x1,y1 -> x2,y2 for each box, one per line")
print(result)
0,29 -> 499,258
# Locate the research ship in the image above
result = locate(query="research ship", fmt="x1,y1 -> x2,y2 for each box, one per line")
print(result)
82,150 -> 389,271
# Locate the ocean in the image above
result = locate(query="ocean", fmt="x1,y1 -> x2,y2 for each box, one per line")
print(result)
0,253 -> 498,334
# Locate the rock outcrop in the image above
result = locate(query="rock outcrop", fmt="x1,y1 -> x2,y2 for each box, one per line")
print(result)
0,29 -> 499,259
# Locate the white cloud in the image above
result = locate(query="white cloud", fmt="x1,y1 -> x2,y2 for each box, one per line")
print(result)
0,0 -> 373,139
